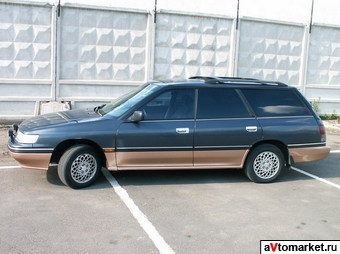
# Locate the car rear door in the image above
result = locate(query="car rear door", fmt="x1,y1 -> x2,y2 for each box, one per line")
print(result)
116,88 -> 195,169
194,88 -> 262,168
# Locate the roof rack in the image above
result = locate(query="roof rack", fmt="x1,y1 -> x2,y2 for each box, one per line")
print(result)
188,76 -> 288,87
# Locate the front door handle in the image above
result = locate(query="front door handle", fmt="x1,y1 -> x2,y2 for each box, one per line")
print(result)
176,128 -> 189,134
246,126 -> 258,132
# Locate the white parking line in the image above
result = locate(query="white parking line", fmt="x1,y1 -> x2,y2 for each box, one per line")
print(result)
101,168 -> 175,254
330,150 -> 340,154
0,165 -> 20,169
291,166 -> 340,190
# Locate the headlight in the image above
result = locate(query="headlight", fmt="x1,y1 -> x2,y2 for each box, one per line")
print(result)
15,131 -> 39,144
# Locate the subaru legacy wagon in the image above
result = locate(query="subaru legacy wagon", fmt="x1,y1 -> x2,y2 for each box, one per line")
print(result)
8,77 -> 330,188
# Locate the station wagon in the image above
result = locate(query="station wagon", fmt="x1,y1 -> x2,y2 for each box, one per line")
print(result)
8,76 -> 330,188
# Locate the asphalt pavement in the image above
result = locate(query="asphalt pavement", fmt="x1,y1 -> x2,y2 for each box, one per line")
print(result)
0,125 -> 339,253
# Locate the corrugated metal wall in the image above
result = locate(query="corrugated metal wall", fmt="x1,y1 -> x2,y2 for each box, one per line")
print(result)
0,1 -> 339,119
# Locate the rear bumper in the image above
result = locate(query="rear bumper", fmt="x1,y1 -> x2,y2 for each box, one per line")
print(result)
289,146 -> 330,163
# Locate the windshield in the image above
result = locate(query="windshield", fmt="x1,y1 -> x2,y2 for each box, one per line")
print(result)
99,83 -> 160,117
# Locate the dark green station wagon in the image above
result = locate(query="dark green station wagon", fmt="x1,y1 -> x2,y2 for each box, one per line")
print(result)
8,77 -> 330,188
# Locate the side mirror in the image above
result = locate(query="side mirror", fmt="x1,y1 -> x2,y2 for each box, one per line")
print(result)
129,111 -> 144,123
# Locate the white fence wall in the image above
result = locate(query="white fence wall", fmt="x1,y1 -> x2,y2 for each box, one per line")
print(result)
0,2 -> 54,118
237,19 -> 305,86
0,1 -> 340,119
58,5 -> 149,109
305,24 -> 340,113
154,11 -> 233,79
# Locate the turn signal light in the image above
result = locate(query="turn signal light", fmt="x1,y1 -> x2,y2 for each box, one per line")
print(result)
103,149 -> 115,153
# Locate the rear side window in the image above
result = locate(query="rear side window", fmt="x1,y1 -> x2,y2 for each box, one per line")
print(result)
242,89 -> 311,117
197,88 -> 250,119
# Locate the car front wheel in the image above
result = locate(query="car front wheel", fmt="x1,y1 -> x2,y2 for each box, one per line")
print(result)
58,145 -> 102,189
244,144 -> 284,183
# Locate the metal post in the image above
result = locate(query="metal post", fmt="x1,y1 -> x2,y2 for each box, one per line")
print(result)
229,0 -> 240,77
309,0 -> 314,34
154,0 -> 157,23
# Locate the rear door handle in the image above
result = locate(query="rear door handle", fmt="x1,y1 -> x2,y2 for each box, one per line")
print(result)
176,128 -> 189,134
246,126 -> 258,132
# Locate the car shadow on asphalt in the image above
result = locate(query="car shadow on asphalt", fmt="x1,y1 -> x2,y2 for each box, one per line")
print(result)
46,165 -> 249,189
46,165 -> 112,190
111,167 -> 339,188
113,169 -> 251,187
46,166 -> 63,186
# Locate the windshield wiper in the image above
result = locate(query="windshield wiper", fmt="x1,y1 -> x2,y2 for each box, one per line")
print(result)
94,104 -> 106,116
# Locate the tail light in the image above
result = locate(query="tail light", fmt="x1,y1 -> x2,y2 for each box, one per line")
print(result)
319,124 -> 326,142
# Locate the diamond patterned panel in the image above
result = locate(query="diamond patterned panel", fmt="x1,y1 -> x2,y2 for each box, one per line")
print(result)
154,13 -> 232,80
60,8 -> 147,81
0,4 -> 51,79
307,26 -> 340,85
238,20 -> 304,85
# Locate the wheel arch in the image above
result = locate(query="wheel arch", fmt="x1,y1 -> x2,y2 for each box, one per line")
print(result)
50,139 -> 106,166
249,140 -> 290,168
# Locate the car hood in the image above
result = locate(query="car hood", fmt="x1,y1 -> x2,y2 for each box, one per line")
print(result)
19,109 -> 99,132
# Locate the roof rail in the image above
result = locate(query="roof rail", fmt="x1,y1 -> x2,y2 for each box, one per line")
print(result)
188,76 -> 287,87
189,76 -> 219,82
216,76 -> 259,81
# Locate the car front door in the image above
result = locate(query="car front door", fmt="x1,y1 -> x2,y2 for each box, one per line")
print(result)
116,88 -> 195,169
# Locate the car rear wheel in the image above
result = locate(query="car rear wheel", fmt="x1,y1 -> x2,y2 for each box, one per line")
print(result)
244,144 -> 284,183
58,145 -> 102,189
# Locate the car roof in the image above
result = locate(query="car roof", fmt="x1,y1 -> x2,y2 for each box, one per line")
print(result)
151,76 -> 290,89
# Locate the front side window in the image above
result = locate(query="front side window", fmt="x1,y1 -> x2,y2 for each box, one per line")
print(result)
197,88 -> 250,119
102,84 -> 160,117
242,89 -> 311,117
139,89 -> 195,120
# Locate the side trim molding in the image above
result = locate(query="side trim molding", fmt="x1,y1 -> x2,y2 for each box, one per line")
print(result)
195,145 -> 250,151
117,146 -> 193,152
8,145 -> 54,154
117,145 -> 250,152
287,142 -> 326,148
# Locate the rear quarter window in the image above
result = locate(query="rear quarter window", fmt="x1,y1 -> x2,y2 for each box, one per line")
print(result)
241,89 -> 311,117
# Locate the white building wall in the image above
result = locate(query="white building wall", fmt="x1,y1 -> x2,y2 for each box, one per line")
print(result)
0,0 -> 340,119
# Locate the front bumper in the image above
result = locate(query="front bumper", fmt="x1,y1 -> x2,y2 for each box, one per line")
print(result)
8,139 -> 53,170
9,150 -> 52,170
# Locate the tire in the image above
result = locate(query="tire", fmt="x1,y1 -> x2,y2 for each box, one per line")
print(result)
244,144 -> 284,183
58,145 -> 102,189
